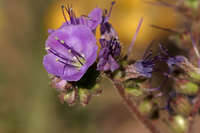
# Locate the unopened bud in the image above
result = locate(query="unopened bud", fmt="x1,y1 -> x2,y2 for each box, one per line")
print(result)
188,71 -> 200,82
175,56 -> 200,82
184,0 -> 199,9
63,90 -> 77,106
170,96 -> 192,116
174,80 -> 199,95
124,80 -> 144,97
170,115 -> 189,133
125,87 -> 143,97
79,89 -> 92,106
138,100 -> 155,117
91,83 -> 102,96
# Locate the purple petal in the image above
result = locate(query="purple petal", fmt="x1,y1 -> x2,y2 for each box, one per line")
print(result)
43,54 -> 65,77
43,25 -> 98,81
108,55 -> 119,72
97,58 -> 110,71
48,29 -> 55,34
88,8 -> 103,30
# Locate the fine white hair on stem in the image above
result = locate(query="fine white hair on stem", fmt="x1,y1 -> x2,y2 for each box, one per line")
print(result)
190,32 -> 200,67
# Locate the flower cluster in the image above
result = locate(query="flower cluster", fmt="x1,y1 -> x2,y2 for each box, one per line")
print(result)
43,1 -> 200,133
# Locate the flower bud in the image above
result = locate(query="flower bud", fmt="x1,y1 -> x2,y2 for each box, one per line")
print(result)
91,83 -> 102,96
124,80 -> 144,97
175,56 -> 200,82
188,71 -> 200,82
63,90 -> 77,106
170,115 -> 189,133
138,100 -> 155,117
170,96 -> 192,116
184,0 -> 199,9
174,79 -> 199,95
125,87 -> 143,97
79,89 -> 92,106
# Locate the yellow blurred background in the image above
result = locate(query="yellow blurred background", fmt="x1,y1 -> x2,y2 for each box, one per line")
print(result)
0,0 -> 180,133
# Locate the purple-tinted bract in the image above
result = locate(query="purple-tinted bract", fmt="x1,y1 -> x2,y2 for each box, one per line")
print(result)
43,25 -> 98,81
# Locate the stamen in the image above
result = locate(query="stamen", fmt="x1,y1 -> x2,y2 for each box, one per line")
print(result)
73,56 -> 76,60
81,53 -> 85,58
48,47 -> 75,64
107,1 -> 116,19
127,18 -> 143,57
142,40 -> 155,60
55,37 -> 85,60
65,4 -> 77,25
150,24 -> 180,34
55,37 -> 59,40
53,37 -> 86,69
45,47 -> 50,50
143,51 -> 153,61
159,44 -> 169,56
61,5 -> 68,24
56,58 -> 77,68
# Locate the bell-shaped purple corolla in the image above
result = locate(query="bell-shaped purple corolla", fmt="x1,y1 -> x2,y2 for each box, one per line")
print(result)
43,25 -> 98,81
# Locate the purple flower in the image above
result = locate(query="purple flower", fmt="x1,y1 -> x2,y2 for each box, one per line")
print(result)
166,56 -> 186,68
43,25 -> 98,81
159,45 -> 188,72
97,2 -> 121,72
125,51 -> 160,79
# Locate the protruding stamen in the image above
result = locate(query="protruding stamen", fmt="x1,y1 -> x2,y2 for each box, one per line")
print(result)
55,37 -> 59,40
52,37 -> 86,69
150,25 -> 180,34
127,18 -> 143,57
107,1 -> 116,19
55,37 -> 85,61
60,40 -> 65,44
81,53 -> 85,58
56,58 -> 77,68
45,47 -> 50,50
47,47 -> 75,64
61,5 -> 68,24
65,4 -> 77,24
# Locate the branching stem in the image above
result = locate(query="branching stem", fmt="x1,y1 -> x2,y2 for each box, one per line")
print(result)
113,79 -> 162,133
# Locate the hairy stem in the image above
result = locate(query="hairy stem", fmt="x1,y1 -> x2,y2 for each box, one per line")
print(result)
113,79 -> 162,133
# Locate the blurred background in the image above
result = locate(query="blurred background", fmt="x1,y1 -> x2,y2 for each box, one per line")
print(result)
0,0 -> 180,133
